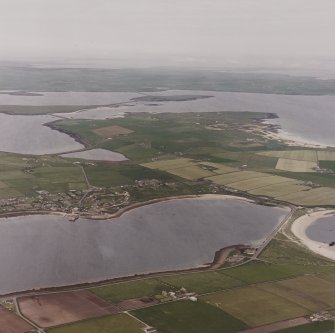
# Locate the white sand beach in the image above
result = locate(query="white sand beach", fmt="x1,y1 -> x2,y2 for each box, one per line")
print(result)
291,210 -> 335,261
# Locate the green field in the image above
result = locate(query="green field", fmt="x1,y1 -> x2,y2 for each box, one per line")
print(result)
54,112 -> 283,164
274,320 -> 334,333
91,272 -> 243,303
0,153 -> 88,198
47,314 -> 144,333
143,159 -> 236,180
133,300 -> 248,333
48,112 -> 335,207
221,261 -> 300,284
91,279 -> 168,303
258,150 -> 318,162
164,165 -> 215,180
249,182 -> 309,198
158,271 -> 244,294
276,158 -> 317,172
206,171 -> 270,185
320,160 -> 335,171
201,286 -> 310,327
277,187 -> 335,206
277,276 -> 335,308
84,164 -> 174,188
142,158 -> 194,171
199,162 -> 238,174
225,175 -> 295,191
258,150 -> 335,172
32,166 -> 87,192
258,282 -> 328,312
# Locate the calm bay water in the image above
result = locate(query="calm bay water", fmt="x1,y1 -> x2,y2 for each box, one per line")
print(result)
305,215 -> 335,243
0,91 -> 140,105
0,90 -> 335,154
0,197 -> 288,294
0,113 -> 83,155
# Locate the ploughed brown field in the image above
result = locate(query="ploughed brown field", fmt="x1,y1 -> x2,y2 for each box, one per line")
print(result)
18,290 -> 119,328
93,125 -> 133,138
0,307 -> 33,333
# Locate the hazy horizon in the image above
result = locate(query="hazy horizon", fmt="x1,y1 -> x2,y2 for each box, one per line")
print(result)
1,0 -> 335,71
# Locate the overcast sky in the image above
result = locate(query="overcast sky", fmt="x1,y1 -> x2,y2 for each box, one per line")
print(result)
0,0 -> 334,66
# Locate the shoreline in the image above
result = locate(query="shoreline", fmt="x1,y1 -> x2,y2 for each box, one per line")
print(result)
0,194 -> 290,297
48,110 -> 332,151
46,119 -> 91,149
291,210 -> 335,261
262,119 -> 331,149
0,193 -> 257,222
0,244 -> 248,298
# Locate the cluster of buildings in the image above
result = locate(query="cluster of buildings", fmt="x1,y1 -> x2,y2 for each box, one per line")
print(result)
310,311 -> 335,322
0,188 -> 130,219
159,288 -> 197,302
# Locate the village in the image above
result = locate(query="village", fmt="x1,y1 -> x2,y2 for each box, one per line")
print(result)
0,188 -> 130,220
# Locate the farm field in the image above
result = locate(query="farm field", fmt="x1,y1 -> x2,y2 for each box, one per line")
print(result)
143,159 -> 239,180
319,160 -> 335,171
258,282 -> 328,312
49,112 -> 335,207
199,161 -> 238,174
206,171 -> 270,185
84,163 -> 176,187
221,261 -> 300,284
141,158 -> 194,171
317,151 -> 335,161
201,286 -> 310,327
249,182 -> 310,198
158,271 -> 244,294
0,153 -> 87,199
320,272 -> 335,283
133,300 -> 248,333
257,150 -> 318,162
225,175 -> 295,191
277,187 -> 335,206
163,165 -> 215,180
274,320 -> 334,333
257,149 -> 335,173
93,125 -> 134,138
47,314 -> 144,333
276,276 -> 335,308
0,307 -> 33,333
91,279 -> 168,304
31,166 -> 87,192
7,232 -> 334,333
275,158 -> 317,172
18,290 -> 118,328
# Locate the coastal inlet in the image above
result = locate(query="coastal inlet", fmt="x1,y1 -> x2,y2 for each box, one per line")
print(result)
0,196 -> 289,295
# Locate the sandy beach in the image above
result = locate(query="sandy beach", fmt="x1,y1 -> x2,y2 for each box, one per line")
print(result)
291,210 -> 335,261
262,119 -> 329,149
